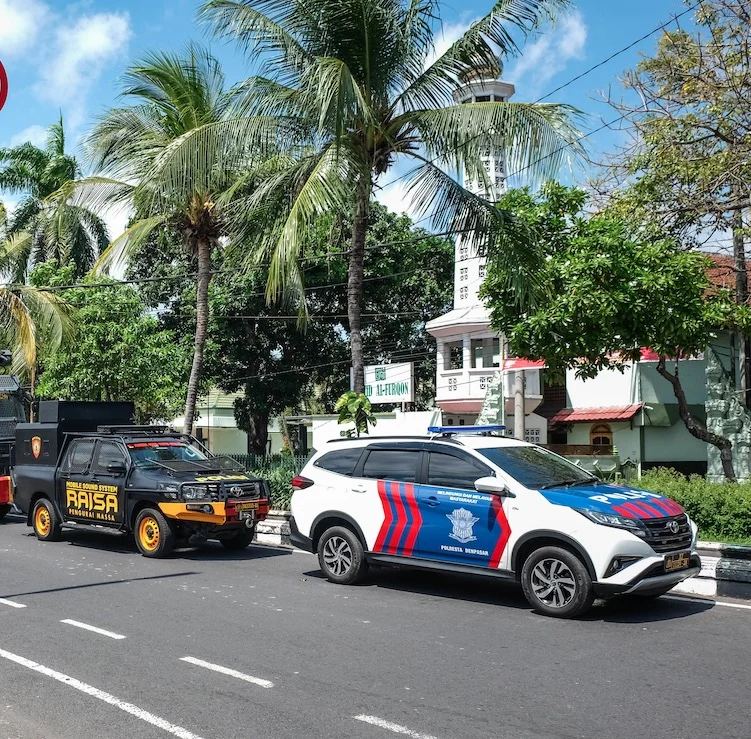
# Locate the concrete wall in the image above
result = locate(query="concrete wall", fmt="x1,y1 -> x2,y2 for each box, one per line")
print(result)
639,360 -> 707,405
566,366 -> 636,408
643,423 -> 707,464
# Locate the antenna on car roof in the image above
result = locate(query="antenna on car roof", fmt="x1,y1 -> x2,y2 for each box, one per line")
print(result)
427,425 -> 506,439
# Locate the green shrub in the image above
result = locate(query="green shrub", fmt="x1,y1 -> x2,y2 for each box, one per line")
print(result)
252,466 -> 294,511
639,468 -> 751,543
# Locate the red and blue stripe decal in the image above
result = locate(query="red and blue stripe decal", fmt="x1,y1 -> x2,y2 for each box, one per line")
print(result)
612,497 -> 684,519
374,481 -> 422,556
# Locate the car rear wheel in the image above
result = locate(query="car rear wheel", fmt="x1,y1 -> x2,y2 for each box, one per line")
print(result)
521,546 -> 594,619
135,508 -> 175,558
220,527 -> 255,550
32,498 -> 62,542
0,503 -> 10,521
317,526 -> 368,585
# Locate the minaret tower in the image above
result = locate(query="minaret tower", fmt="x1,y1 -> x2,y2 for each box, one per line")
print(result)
451,62 -> 515,310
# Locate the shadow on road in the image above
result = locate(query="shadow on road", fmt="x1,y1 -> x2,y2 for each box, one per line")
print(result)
2,570 -> 199,599
179,542 -> 293,561
304,566 -> 716,623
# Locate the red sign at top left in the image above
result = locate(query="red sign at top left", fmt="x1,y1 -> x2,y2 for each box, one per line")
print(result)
0,61 -> 8,112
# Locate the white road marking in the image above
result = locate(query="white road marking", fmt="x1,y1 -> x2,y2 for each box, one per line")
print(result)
0,647 -> 203,739
354,715 -> 439,739
179,656 -> 274,688
0,598 -> 26,609
60,619 -> 126,640
663,594 -> 751,611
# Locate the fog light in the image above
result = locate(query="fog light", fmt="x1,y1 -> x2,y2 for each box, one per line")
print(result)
186,504 -> 214,514
605,556 -> 641,578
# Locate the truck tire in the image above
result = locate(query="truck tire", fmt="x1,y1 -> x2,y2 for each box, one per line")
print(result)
317,525 -> 368,585
220,527 -> 255,551
521,546 -> 594,619
0,504 -> 10,521
135,508 -> 175,558
32,498 -> 63,542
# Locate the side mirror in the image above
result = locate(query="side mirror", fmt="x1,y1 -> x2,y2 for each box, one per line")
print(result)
474,476 -> 515,497
106,462 -> 127,476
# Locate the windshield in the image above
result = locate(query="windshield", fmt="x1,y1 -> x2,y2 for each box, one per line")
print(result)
127,440 -> 208,469
476,446 -> 596,490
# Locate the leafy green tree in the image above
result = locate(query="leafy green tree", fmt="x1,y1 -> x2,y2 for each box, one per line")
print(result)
128,202 -> 453,449
85,46 -> 258,434
335,391 -> 377,437
0,117 -> 108,281
200,0 -> 581,393
600,0 -> 751,401
481,184 -> 739,480
33,264 -> 189,423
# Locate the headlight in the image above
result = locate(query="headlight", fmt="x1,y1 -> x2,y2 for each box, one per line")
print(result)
158,482 -> 179,493
576,508 -> 648,538
181,484 -> 211,501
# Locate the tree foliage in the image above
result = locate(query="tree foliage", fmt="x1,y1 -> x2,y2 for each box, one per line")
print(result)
0,117 -> 108,281
335,391 -> 377,438
481,184 -> 739,479
33,265 -> 189,423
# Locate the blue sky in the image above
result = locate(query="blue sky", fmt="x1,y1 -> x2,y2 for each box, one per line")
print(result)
0,0 -> 694,233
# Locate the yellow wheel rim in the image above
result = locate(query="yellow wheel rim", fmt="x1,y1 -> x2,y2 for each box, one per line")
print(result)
139,516 -> 160,552
35,505 -> 51,536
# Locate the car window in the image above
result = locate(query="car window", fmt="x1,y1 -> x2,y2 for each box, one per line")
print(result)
92,441 -> 128,475
361,449 -> 419,482
64,439 -> 96,474
427,452 -> 489,491
314,448 -> 363,477
475,446 -> 595,489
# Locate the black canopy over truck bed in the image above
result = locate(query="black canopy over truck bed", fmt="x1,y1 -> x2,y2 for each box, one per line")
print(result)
13,400 -> 271,557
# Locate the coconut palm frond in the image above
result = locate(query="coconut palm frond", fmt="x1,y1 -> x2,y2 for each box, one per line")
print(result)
94,215 -> 169,275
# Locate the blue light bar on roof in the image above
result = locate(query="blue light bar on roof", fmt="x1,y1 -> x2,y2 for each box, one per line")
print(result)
428,425 -> 506,435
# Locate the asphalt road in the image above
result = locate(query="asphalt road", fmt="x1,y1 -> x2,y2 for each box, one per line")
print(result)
0,514 -> 750,739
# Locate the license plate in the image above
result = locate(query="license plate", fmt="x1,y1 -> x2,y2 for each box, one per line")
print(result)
665,552 -> 690,572
235,501 -> 259,511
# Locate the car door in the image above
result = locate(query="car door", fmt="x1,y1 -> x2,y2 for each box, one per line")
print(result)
418,450 -> 508,569
357,446 -> 424,557
59,438 -> 122,526
88,439 -> 128,526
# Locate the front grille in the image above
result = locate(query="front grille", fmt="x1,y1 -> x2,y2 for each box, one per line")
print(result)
643,514 -> 692,553
222,482 -> 262,499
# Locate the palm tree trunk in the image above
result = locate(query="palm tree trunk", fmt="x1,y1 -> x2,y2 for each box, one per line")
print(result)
348,191 -> 369,393
183,238 -> 211,434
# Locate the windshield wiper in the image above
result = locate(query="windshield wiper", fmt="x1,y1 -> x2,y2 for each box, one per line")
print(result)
538,478 -> 597,490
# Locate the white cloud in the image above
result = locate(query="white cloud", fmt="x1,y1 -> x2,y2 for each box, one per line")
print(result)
10,124 -> 48,148
376,179 -> 417,218
425,19 -> 477,69
506,10 -> 587,97
36,12 -> 131,128
0,0 -> 48,56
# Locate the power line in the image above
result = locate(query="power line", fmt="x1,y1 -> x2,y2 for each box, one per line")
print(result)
376,1 -> 702,204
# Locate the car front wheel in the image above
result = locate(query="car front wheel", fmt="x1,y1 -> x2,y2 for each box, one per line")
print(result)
317,526 -> 368,585
521,546 -> 594,619
135,508 -> 175,558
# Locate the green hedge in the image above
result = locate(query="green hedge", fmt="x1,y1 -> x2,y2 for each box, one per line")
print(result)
638,468 -> 751,544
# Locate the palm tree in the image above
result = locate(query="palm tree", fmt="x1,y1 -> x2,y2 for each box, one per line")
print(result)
199,0 -> 582,392
85,46 -> 260,433
0,118 -> 108,281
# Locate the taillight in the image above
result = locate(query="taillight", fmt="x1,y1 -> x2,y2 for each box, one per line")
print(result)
291,476 -> 314,490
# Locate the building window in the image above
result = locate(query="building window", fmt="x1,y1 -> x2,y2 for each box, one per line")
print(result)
460,286 -> 468,300
590,424 -> 613,449
471,338 -> 501,369
495,160 -> 504,173
444,341 -> 463,370
476,95 -> 491,102
525,429 -> 541,445
460,267 -> 468,281
459,245 -> 468,260
448,377 -> 458,391
479,264 -> 486,279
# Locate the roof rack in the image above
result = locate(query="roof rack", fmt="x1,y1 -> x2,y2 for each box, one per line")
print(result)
96,425 -> 174,435
428,425 -> 506,439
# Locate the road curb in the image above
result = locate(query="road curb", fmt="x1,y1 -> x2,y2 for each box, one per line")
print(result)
255,514 -> 751,600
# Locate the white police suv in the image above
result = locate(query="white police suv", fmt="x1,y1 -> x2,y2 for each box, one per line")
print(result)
289,426 -> 700,618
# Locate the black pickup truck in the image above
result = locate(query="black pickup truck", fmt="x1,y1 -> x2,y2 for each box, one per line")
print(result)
12,400 -> 271,557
